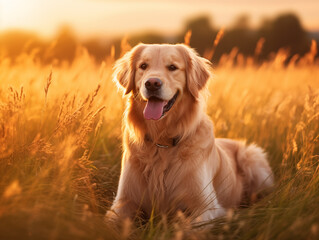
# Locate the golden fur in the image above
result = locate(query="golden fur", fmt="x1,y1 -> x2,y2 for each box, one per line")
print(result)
107,43 -> 274,222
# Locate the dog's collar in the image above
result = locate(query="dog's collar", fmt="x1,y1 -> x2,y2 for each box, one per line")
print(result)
144,134 -> 181,148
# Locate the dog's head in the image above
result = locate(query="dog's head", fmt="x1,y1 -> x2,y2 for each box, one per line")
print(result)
113,43 -> 211,121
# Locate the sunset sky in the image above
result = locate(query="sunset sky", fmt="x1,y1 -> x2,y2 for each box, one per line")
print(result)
1,0 -> 319,39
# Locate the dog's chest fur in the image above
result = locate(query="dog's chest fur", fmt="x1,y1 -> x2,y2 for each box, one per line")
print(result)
130,141 -> 204,215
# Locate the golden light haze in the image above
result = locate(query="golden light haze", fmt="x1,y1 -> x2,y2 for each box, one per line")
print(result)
1,0 -> 319,39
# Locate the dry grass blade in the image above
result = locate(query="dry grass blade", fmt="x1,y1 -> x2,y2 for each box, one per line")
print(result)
44,70 -> 52,104
89,84 -> 101,107
204,27 -> 224,61
0,37 -> 318,240
307,39 -> 318,64
254,37 -> 266,62
110,45 -> 115,60
310,39 -> 317,55
214,28 -> 224,47
120,36 -> 132,57
184,30 -> 192,46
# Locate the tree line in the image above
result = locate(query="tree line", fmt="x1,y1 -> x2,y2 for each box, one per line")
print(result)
0,13 -> 317,64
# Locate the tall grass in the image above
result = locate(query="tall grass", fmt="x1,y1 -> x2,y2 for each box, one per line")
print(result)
0,40 -> 318,239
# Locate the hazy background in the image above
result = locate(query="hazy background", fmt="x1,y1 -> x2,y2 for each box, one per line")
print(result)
1,0 -> 319,63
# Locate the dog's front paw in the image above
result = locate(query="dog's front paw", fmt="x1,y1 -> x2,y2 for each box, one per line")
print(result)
105,210 -> 133,238
105,209 -> 120,223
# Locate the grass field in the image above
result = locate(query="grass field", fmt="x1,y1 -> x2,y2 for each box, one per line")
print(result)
0,42 -> 318,240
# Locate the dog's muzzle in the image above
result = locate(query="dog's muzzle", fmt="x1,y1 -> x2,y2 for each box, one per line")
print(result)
143,91 -> 179,121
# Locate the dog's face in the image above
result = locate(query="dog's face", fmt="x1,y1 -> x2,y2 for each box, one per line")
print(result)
113,44 -> 211,121
135,45 -> 186,120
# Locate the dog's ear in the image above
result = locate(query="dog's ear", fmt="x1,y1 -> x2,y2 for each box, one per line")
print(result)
177,44 -> 211,99
113,44 -> 145,95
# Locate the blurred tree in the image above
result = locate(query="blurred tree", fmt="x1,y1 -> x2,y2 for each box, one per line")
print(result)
214,15 -> 258,63
128,32 -> 166,46
259,13 -> 309,58
232,15 -> 251,30
0,13 -> 316,64
83,38 -> 108,62
179,15 -> 217,55
110,32 -> 167,59
48,26 -> 78,62
0,31 -> 44,59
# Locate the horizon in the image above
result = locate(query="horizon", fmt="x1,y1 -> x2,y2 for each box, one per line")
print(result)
1,0 -> 319,40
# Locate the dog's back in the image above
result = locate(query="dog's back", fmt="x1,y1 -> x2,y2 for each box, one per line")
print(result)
214,138 -> 274,207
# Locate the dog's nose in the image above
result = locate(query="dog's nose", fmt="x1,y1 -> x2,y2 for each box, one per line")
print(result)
145,78 -> 162,92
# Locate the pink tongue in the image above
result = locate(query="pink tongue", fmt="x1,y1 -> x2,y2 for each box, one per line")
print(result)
143,99 -> 167,120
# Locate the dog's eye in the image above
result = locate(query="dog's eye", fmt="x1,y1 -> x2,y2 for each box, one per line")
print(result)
168,64 -> 178,71
140,63 -> 148,70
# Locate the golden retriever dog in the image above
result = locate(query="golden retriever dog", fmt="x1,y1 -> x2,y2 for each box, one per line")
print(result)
107,43 -> 274,223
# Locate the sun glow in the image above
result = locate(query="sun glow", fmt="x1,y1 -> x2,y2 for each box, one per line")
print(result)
1,0 -> 56,36
1,0 -> 319,38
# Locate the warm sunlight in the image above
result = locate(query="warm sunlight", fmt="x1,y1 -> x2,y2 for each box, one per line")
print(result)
0,1 -> 318,239
1,0 -> 319,38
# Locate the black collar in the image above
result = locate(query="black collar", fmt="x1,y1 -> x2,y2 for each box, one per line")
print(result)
144,134 -> 181,148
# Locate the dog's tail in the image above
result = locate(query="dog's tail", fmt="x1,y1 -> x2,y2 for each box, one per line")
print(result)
236,142 -> 274,203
